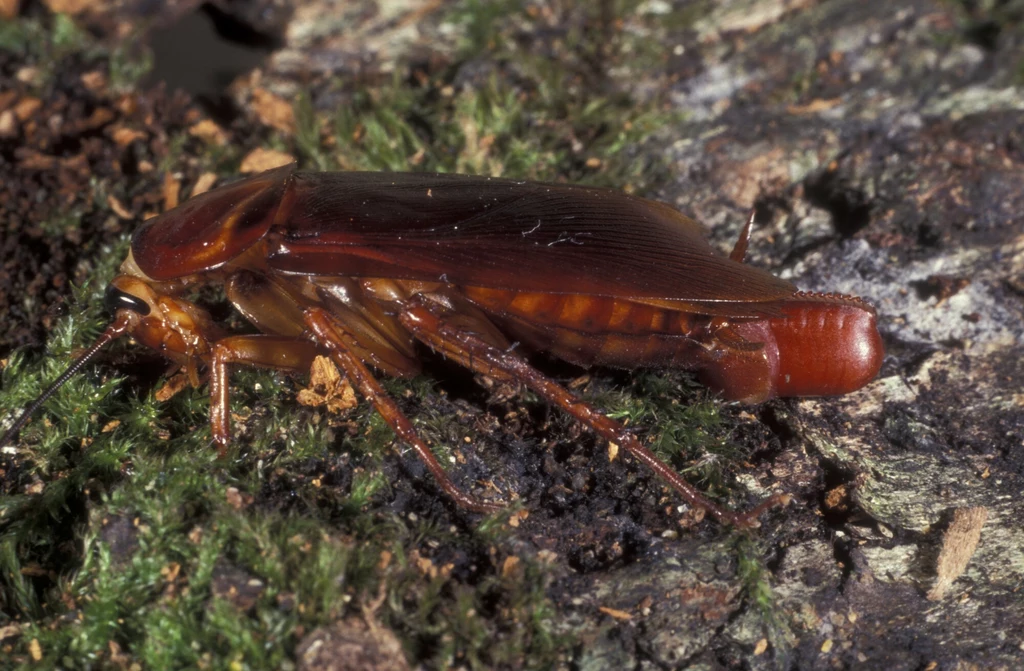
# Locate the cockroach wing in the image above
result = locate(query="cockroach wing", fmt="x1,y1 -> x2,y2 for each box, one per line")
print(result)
268,172 -> 796,317
132,165 -> 296,281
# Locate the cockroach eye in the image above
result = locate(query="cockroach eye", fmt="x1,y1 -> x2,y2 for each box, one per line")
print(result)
104,285 -> 151,316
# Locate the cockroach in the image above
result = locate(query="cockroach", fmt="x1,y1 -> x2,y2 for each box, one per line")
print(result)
0,165 -> 883,527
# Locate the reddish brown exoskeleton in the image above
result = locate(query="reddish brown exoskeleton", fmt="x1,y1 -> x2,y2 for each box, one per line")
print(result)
1,165 -> 883,527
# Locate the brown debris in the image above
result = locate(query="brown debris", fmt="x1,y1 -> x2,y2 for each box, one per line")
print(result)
912,274 -> 971,305
296,618 -> 412,671
296,356 -> 358,415
714,146 -> 789,209
12,96 -> 41,121
0,110 -> 15,139
927,507 -> 989,600
225,486 -> 253,511
607,440 -> 619,462
501,555 -> 520,577
824,484 -> 849,512
42,0 -> 92,13
188,119 -> 229,146
162,172 -> 181,211
598,605 -> 633,621
190,172 -> 219,197
240,147 -> 295,173
154,372 -> 191,402
0,0 -> 19,20
786,97 -> 842,114
15,149 -> 57,170
106,194 -> 133,219
110,126 -> 147,146
79,70 -> 107,92
69,106 -> 116,134
251,87 -> 296,135
0,623 -> 22,642
211,562 -> 266,612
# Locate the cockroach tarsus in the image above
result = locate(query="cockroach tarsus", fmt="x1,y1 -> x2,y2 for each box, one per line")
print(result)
0,165 -> 884,528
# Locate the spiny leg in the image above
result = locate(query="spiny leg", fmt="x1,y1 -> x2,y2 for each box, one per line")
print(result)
398,296 -> 789,529
729,209 -> 756,262
209,335 -> 320,455
303,307 -> 501,514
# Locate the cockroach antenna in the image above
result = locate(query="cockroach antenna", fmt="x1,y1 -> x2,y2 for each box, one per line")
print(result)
0,314 -> 132,447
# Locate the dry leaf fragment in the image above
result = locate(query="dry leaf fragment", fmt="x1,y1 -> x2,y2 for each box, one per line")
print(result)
607,441 -> 619,462
507,509 -> 528,528
16,149 -> 56,170
598,606 -> 633,621
0,110 -> 16,138
240,147 -> 295,173
225,487 -> 252,511
501,556 -> 520,577
252,88 -> 296,135
0,0 -> 20,20
80,70 -> 106,92
296,356 -> 358,414
13,97 -> 41,121
296,618 -> 412,671
42,0 -> 91,14
786,98 -> 842,115
927,506 -> 988,600
412,551 -> 437,579
107,194 -> 133,219
163,172 -> 181,211
111,126 -> 146,146
155,372 -> 191,402
191,172 -> 219,197
189,119 -> 229,146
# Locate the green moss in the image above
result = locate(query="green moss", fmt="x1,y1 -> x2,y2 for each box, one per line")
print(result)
284,0 -> 681,190
108,39 -> 154,92
0,14 -> 150,91
590,370 -> 754,505
0,14 -> 85,63
735,535 -> 793,666
319,72 -> 676,187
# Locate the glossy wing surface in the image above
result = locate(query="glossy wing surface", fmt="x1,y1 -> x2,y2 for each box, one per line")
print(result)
133,164 -> 295,281
267,172 -> 796,316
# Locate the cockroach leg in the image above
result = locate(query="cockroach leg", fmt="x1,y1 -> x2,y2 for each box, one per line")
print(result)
208,335 -> 320,454
303,307 -> 502,514
398,296 -> 789,529
729,209 -> 756,263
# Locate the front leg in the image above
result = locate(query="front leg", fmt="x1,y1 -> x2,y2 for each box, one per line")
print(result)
208,335 -> 320,454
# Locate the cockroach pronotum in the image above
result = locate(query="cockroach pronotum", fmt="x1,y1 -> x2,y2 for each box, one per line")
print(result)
0,165 -> 883,527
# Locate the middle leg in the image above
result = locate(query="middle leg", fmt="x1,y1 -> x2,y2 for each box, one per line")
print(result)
303,307 -> 502,514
